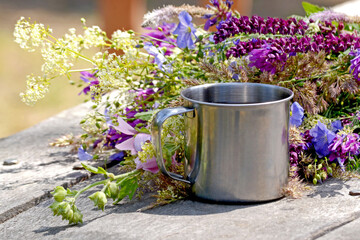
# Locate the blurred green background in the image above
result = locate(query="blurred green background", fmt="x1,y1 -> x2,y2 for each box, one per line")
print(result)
0,0 -> 350,138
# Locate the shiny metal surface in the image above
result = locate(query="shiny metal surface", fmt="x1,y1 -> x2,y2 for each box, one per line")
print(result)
152,83 -> 293,202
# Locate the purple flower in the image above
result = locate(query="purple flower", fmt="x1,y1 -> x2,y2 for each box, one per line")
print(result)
134,157 -> 159,174
144,42 -> 171,72
143,23 -> 176,55
109,152 -> 125,162
78,146 -> 93,161
173,11 -> 197,49
350,48 -> 360,81
114,117 -> 151,154
203,0 -> 233,30
79,71 -> 99,95
328,133 -> 360,164
290,102 -> 304,127
248,43 -> 287,74
309,121 -> 336,158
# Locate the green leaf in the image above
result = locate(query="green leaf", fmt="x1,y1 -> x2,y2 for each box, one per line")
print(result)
163,141 -> 179,166
81,163 -> 108,175
114,177 -> 138,204
134,110 -> 156,121
302,1 -> 325,16
81,163 -> 98,174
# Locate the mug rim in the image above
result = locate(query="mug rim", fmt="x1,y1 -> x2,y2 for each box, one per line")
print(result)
180,82 -> 294,107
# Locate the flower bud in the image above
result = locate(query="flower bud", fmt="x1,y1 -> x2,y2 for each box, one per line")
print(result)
71,207 -> 83,224
317,164 -> 323,170
89,192 -> 107,211
313,178 -> 317,185
307,164 -> 313,170
107,182 -> 119,200
107,173 -> 115,180
320,171 -> 327,180
51,186 -> 67,202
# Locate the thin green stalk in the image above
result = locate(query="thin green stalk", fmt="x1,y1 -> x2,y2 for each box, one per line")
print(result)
74,179 -> 108,200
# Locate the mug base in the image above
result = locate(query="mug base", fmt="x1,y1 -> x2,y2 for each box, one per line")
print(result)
190,194 -> 285,205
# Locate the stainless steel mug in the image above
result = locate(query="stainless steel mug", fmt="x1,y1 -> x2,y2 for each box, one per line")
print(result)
151,83 -> 294,202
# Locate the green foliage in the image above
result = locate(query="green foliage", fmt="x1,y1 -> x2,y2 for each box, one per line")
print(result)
302,1 -> 325,16
49,167 -> 141,224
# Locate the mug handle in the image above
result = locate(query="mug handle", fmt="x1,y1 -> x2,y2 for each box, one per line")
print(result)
151,107 -> 195,184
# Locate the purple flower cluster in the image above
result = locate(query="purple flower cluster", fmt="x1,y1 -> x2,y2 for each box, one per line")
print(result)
329,133 -> 360,164
213,15 -> 308,43
248,43 -> 287,74
226,32 -> 360,73
203,0 -> 233,30
350,48 -> 360,81
289,143 -> 305,168
227,33 -> 360,60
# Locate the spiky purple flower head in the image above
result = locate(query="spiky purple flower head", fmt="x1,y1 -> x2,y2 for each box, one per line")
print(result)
248,43 -> 287,74
350,48 -> 360,81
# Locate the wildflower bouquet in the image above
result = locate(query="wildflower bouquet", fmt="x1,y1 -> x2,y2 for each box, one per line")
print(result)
14,1 -> 360,224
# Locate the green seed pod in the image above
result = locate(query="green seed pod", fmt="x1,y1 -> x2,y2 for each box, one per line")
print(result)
108,182 -> 119,200
297,81 -> 305,87
327,167 -> 333,175
308,164 -> 313,170
315,174 -> 321,180
313,178 -> 318,185
89,192 -> 107,211
72,207 -> 83,224
317,163 -> 323,170
51,186 -> 67,202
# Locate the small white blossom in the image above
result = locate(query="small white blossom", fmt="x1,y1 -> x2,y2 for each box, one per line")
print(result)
14,17 -> 51,52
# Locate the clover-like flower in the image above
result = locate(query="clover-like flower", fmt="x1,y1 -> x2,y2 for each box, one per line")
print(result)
173,11 -> 197,49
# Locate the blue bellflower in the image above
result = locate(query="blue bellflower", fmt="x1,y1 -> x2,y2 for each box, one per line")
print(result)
330,120 -> 343,133
78,146 -> 93,161
143,42 -> 171,72
309,121 -> 336,158
289,102 -> 304,127
173,11 -> 197,49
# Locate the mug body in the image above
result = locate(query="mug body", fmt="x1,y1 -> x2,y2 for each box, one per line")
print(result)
181,83 -> 293,202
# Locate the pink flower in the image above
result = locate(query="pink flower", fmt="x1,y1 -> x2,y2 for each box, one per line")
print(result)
134,157 -> 158,174
114,117 -> 159,173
